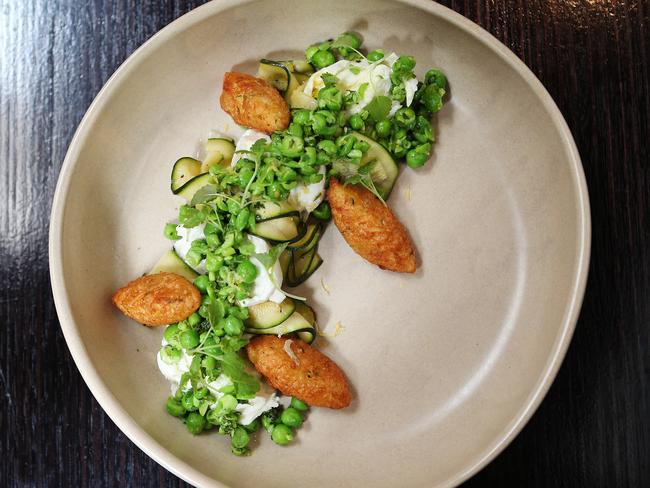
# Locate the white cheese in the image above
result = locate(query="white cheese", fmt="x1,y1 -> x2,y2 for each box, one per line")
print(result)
404,77 -> 419,107
238,234 -> 285,307
303,56 -> 401,116
231,129 -> 271,167
289,166 -> 326,214
156,338 -> 288,425
173,223 -> 207,274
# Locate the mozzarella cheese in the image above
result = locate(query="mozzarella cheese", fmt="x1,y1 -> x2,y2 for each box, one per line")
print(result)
289,166 -> 326,214
238,234 -> 285,307
157,339 -> 286,425
173,223 -> 207,274
231,129 -> 271,167
303,53 -> 416,116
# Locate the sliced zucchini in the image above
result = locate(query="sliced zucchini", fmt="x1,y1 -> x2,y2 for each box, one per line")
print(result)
245,310 -> 315,341
279,250 -> 291,275
171,157 -> 202,192
246,298 -> 296,329
290,60 -> 314,74
297,330 -> 316,344
257,60 -> 291,92
251,215 -> 301,242
289,84 -> 317,110
202,138 -> 236,172
287,222 -> 321,252
352,131 -> 399,199
175,173 -> 212,201
149,249 -> 198,282
255,200 -> 299,222
294,301 -> 316,326
286,247 -> 323,287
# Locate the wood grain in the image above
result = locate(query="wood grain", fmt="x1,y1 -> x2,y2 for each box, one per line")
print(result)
1,0 -> 648,486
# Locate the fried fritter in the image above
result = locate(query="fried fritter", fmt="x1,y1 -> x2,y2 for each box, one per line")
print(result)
246,336 -> 352,409
328,178 -> 417,273
112,272 -> 201,326
220,72 -> 290,134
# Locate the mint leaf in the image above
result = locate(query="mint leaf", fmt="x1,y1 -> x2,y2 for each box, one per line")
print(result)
220,351 -> 260,400
207,299 -> 225,328
191,184 -> 219,205
365,95 -> 391,122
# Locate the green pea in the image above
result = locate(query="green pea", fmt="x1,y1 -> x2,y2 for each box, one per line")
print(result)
280,407 -> 303,428
421,84 -> 444,113
278,134 -> 304,157
235,208 -> 250,231
224,315 -> 244,336
279,166 -> 298,183
312,201 -> 331,220
425,68 -> 447,89
236,260 -> 258,283
367,49 -> 385,62
305,45 -> 319,61
318,86 -> 343,111
288,121 -> 303,138
375,119 -> 392,138
166,397 -> 186,417
202,356 -> 217,371
317,139 -> 337,156
180,329 -> 200,349
219,394 -> 238,412
393,55 -> 416,73
271,424 -> 294,445
163,324 -> 180,345
187,312 -> 201,327
194,387 -> 209,400
164,223 -> 180,241
189,354 -> 202,375
311,50 -> 336,69
231,426 -> 250,449
293,109 -> 311,125
181,391 -> 198,412
349,114 -> 364,130
160,345 -> 181,365
185,412 -> 206,435
394,107 -> 416,129
193,275 -> 210,294
290,397 -> 309,411
406,143 -> 431,168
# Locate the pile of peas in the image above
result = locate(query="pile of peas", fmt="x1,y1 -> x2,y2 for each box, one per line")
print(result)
304,32 -> 447,169
261,397 -> 310,446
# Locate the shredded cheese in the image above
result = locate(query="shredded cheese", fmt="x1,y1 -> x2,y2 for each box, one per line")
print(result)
404,184 -> 412,202
320,277 -> 331,295
316,321 -> 345,338
283,339 -> 300,366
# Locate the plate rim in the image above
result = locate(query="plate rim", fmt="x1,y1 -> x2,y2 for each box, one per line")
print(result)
48,0 -> 591,486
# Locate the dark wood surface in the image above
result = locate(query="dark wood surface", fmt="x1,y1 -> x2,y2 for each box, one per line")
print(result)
1,0 -> 649,486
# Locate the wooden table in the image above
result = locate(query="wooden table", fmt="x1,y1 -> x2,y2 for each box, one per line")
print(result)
1,1 -> 648,486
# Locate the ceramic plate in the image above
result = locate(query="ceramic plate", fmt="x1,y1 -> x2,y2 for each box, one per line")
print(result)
49,1 -> 590,486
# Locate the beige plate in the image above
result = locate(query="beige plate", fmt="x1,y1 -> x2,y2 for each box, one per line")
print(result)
49,1 -> 590,486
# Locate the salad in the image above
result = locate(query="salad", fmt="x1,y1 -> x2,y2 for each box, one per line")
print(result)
112,32 -> 447,456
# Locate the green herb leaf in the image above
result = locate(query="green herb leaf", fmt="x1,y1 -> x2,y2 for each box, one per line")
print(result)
365,95 -> 392,122
191,184 -> 219,205
207,299 -> 225,329
220,351 -> 260,400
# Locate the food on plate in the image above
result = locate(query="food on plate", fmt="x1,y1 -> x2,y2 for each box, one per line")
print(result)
246,336 -> 351,409
328,178 -> 416,273
112,272 -> 200,326
220,72 -> 290,134
112,31 -> 447,455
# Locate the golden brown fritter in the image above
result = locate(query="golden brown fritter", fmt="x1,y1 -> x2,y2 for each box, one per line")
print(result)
112,272 -> 201,326
328,178 -> 417,273
220,72 -> 290,134
246,336 -> 352,409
